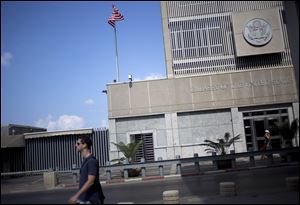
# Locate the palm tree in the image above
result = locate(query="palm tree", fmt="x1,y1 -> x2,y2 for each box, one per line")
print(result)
111,140 -> 143,177
200,132 -> 240,155
274,118 -> 299,148
111,140 -> 143,164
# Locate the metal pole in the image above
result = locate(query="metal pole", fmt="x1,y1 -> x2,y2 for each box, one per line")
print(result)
114,26 -> 120,82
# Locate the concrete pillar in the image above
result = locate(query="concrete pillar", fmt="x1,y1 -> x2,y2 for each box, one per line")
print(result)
109,119 -> 119,160
163,190 -> 179,204
231,108 -> 247,153
43,171 -> 58,188
165,113 -> 180,159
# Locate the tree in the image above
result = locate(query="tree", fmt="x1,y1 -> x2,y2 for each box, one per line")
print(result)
111,140 -> 143,177
111,140 -> 143,164
274,118 -> 299,148
199,132 -> 240,155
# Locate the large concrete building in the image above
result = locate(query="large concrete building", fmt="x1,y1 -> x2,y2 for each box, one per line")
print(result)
106,1 -> 299,162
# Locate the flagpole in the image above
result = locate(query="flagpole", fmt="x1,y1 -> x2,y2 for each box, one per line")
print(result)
114,25 -> 120,82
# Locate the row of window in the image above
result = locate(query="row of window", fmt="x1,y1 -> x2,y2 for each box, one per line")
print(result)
169,17 -> 231,59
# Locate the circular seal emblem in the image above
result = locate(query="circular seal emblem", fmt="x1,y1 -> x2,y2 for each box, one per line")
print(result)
243,18 -> 272,46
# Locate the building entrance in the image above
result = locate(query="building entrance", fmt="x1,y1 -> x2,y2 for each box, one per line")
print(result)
243,108 -> 289,151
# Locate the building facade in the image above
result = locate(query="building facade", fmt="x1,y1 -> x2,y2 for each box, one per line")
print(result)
107,1 -> 299,161
1,126 -> 109,172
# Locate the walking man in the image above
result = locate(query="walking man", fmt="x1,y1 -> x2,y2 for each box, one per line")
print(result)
69,135 -> 105,204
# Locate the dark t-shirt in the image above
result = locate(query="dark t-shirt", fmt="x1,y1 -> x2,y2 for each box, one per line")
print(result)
78,155 -> 105,203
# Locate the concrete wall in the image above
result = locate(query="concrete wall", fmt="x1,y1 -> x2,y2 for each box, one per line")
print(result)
110,115 -> 168,161
107,67 -> 298,119
109,108 -> 248,160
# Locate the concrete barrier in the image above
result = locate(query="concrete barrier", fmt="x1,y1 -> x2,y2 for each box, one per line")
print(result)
220,182 -> 236,196
163,190 -> 179,204
43,171 -> 58,188
285,177 -> 299,191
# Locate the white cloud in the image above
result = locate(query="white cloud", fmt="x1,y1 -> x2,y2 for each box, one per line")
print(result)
84,98 -> 95,105
35,114 -> 85,131
134,73 -> 165,81
1,52 -> 13,68
144,73 -> 165,80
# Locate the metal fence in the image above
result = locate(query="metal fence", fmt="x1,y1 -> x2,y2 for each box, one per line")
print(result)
1,128 -> 109,173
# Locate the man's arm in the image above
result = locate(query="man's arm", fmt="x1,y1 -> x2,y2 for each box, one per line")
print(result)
68,175 -> 96,204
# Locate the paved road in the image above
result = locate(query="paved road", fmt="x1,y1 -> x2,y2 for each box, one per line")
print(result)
1,165 -> 299,204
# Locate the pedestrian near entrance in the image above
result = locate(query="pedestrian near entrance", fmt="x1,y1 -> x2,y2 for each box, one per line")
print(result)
69,135 -> 105,204
260,130 -> 271,159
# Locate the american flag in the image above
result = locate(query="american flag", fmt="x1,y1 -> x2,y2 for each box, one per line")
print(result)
108,5 -> 124,28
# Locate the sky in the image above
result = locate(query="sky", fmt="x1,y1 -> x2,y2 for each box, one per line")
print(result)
1,1 -> 166,131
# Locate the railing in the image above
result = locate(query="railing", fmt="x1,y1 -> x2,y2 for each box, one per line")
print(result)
104,147 -> 299,181
1,147 -> 298,182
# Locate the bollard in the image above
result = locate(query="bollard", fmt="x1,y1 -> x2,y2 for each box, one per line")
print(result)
124,169 -> 129,179
159,165 -> 164,176
141,167 -> 146,177
220,182 -> 236,197
106,161 -> 111,181
43,171 -> 58,188
230,150 -> 236,169
163,190 -> 179,204
194,153 -> 200,173
72,171 -> 78,183
286,177 -> 299,191
176,164 -> 181,175
123,159 -> 129,179
175,155 -> 181,175
248,147 -> 255,167
212,152 -> 218,170
72,164 -> 78,183
141,158 -> 146,177
106,170 -> 111,181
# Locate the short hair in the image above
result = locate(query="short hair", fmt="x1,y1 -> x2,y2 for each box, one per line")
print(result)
79,135 -> 92,149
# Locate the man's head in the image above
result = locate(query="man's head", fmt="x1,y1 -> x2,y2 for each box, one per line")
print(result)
265,130 -> 270,136
76,135 -> 92,152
